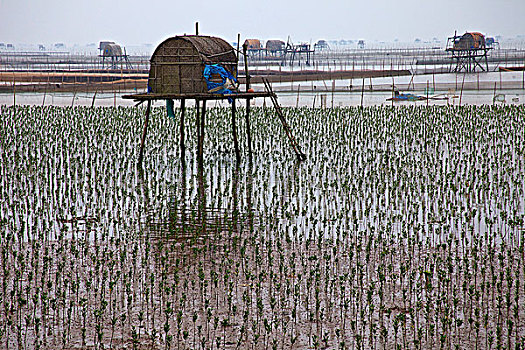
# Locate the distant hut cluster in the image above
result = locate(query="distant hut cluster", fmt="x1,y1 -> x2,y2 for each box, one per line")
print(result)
0,43 -> 15,50
241,37 -> 317,66
243,38 -> 321,66
242,37 -> 329,56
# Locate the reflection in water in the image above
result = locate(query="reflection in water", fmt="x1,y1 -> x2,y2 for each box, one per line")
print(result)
147,162 -> 255,239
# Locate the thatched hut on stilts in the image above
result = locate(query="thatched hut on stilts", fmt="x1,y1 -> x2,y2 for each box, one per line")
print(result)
123,32 -> 305,166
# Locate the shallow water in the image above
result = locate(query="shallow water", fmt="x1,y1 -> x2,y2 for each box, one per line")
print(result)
2,71 -> 524,108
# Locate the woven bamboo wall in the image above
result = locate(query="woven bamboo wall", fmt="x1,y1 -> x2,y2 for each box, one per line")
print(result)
148,36 -> 237,95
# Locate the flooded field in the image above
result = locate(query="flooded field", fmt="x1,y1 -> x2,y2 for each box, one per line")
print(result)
1,104 -> 525,349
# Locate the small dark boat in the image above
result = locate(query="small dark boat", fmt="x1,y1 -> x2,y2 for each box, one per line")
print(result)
387,90 -> 427,102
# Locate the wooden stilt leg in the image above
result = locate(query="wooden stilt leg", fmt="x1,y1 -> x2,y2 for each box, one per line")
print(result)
197,160 -> 205,232
199,100 -> 206,167
231,99 -> 241,163
180,99 -> 186,167
180,161 -> 187,236
245,99 -> 252,160
196,100 -> 201,163
138,100 -> 152,166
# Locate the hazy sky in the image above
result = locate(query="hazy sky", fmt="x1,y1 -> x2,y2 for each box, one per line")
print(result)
1,0 -> 524,47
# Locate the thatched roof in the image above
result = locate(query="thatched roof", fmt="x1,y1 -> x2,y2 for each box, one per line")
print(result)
244,39 -> 262,50
266,40 -> 285,51
151,35 -> 237,65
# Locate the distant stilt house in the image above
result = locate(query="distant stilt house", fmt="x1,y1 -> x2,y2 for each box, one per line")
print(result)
99,41 -> 132,70
243,39 -> 264,59
314,40 -> 329,51
446,31 -> 492,72
284,39 -> 315,67
265,40 -> 285,56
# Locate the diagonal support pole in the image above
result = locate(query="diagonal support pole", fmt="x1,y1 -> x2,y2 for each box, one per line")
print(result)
262,78 -> 306,161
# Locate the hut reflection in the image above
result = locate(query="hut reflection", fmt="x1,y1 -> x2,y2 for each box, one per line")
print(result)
147,161 -> 254,240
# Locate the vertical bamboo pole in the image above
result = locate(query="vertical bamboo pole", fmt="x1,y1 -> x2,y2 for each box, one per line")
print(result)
245,99 -> 252,161
426,80 -> 429,107
197,158 -> 206,232
180,99 -> 186,167
42,71 -> 48,107
522,59 -> 525,89
243,42 -> 250,89
231,99 -> 240,163
12,74 -> 15,107
492,82 -> 497,106
331,80 -> 335,108
242,42 -> 253,159
138,100 -> 152,165
459,73 -> 465,106
199,100 -> 206,166
237,34 -> 241,60
296,84 -> 301,108
180,154 -> 187,235
360,77 -> 365,108
392,76 -> 396,107
522,59 -> 524,89
196,99 -> 201,162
